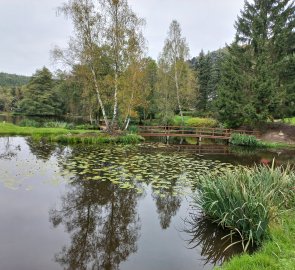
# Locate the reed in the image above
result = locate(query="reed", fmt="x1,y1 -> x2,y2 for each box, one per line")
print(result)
196,164 -> 295,250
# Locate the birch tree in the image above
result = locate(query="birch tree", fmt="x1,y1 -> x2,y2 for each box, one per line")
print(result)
101,0 -> 145,128
158,20 -> 196,125
53,0 -> 145,131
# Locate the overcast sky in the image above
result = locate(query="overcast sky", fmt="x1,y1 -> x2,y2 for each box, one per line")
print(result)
0,0 -> 245,76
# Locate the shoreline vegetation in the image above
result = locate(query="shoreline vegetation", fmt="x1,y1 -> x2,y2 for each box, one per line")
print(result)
196,165 -> 295,270
0,123 -> 144,144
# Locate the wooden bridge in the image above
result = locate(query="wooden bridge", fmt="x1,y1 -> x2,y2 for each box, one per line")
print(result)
138,126 -> 259,143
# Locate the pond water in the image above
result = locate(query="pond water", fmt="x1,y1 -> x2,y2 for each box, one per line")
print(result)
0,137 -> 294,270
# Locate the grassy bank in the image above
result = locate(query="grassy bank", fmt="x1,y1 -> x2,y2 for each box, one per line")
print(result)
217,212 -> 295,270
0,123 -> 144,144
195,165 -> 295,269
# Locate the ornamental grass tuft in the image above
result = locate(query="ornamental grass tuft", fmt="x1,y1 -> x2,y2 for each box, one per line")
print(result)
196,163 -> 295,251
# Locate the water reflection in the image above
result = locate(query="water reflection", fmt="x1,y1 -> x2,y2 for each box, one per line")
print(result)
183,211 -> 246,266
49,177 -> 141,270
152,183 -> 182,229
0,137 -> 21,159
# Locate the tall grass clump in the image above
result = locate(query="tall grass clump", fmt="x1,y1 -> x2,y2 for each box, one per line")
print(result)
229,133 -> 261,147
196,164 -> 295,250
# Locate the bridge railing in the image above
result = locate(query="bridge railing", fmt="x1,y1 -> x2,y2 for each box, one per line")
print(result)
138,126 -> 260,137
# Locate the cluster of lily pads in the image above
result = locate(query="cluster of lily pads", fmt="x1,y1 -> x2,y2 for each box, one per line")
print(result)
60,144 -> 236,197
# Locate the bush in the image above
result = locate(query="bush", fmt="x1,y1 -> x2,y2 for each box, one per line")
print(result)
171,116 -> 218,127
229,133 -> 261,147
127,125 -> 138,133
283,117 -> 295,125
74,124 -> 98,130
18,119 -> 41,127
42,121 -> 69,128
186,117 -> 218,127
196,165 -> 295,250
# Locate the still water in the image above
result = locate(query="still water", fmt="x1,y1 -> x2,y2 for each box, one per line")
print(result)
0,137 -> 294,270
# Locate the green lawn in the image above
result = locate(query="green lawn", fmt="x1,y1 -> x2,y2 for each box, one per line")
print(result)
0,123 -> 144,144
217,212 -> 295,270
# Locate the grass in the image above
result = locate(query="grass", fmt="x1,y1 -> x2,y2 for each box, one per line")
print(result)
217,212 -> 295,270
196,164 -> 295,250
0,123 -> 144,144
283,117 -> 295,126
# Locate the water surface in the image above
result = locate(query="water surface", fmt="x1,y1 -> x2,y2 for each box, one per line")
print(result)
0,137 -> 294,270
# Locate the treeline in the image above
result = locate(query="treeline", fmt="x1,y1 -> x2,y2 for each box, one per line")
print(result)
0,0 -> 294,129
0,72 -> 30,87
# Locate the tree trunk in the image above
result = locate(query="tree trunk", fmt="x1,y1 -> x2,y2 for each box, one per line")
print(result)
174,64 -> 184,126
111,71 -> 118,130
91,67 -> 109,130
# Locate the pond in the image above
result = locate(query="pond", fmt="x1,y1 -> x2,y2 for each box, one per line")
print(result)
0,137 -> 294,270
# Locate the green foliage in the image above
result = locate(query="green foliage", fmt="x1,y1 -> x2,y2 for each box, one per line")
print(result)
0,122 -> 142,145
229,133 -> 261,147
192,48 -> 226,112
172,115 -> 218,127
0,72 -> 30,87
74,124 -> 98,130
283,117 -> 295,126
18,67 -> 63,116
196,165 -> 295,250
186,117 -> 218,127
18,119 -> 41,127
217,213 -> 295,270
42,121 -> 69,129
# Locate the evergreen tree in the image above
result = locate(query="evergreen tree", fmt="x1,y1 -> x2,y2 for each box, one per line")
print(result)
194,50 -> 210,112
217,0 -> 294,127
18,67 -> 62,116
216,43 -> 254,127
234,0 -> 295,120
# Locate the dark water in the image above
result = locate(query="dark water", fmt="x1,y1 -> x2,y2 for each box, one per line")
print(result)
0,137 -> 294,270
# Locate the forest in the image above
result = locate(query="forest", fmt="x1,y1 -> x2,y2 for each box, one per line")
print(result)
0,0 -> 294,130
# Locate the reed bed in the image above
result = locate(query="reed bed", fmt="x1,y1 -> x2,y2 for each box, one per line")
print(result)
196,164 -> 295,250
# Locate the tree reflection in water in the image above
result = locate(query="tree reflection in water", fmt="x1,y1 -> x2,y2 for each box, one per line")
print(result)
183,211 -> 247,266
152,189 -> 182,230
25,138 -> 63,161
49,177 -> 141,270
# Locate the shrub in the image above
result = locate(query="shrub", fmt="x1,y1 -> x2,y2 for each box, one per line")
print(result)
18,119 -> 41,127
186,117 -> 218,127
127,125 -> 138,133
229,133 -> 261,147
172,116 -> 218,127
196,165 -> 295,250
283,117 -> 295,125
42,121 -> 69,128
74,124 -> 98,130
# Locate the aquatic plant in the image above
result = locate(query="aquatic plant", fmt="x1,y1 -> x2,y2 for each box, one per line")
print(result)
196,164 -> 295,250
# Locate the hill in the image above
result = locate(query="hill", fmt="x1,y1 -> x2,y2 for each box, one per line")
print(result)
0,72 -> 30,87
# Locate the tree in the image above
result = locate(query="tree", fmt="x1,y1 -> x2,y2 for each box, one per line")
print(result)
234,0 -> 295,120
101,0 -> 146,127
55,0 -> 145,131
18,67 -> 62,116
216,43 -> 254,127
158,20 -> 196,125
217,0 -> 295,127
